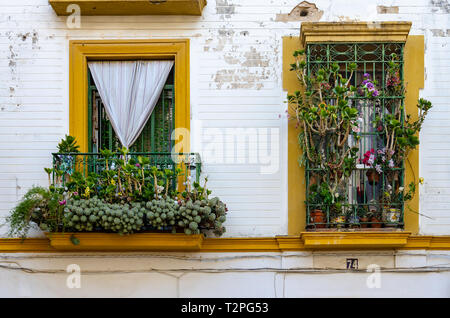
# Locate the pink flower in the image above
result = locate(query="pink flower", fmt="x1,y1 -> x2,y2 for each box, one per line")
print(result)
375,164 -> 382,174
388,159 -> 394,168
73,192 -> 78,196
59,200 -> 66,205
352,126 -> 361,133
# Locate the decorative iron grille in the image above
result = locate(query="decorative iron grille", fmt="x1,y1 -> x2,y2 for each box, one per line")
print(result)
305,42 -> 405,230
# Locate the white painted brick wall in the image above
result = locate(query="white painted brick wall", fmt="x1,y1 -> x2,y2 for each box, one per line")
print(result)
0,0 -> 449,236
0,250 -> 449,297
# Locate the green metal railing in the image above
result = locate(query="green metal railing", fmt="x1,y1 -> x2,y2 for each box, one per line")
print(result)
305,42 -> 405,230
52,152 -> 202,189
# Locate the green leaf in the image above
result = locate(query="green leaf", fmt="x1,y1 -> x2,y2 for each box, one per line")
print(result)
70,235 -> 80,245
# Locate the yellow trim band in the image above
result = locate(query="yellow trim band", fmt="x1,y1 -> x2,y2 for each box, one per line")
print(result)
300,21 -> 412,46
1,234 -> 450,252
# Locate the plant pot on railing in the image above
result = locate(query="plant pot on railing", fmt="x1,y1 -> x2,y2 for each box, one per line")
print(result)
310,209 -> 326,229
347,215 -> 360,228
383,207 -> 401,227
331,215 -> 346,229
370,216 -> 383,228
360,216 -> 369,228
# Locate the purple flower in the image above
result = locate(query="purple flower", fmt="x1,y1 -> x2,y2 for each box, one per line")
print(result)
59,200 -> 66,205
362,79 -> 368,85
372,90 -> 379,97
73,192 -> 78,196
364,73 -> 371,78
375,164 -> 382,174
135,163 -> 141,168
388,159 -> 394,168
366,82 -> 374,89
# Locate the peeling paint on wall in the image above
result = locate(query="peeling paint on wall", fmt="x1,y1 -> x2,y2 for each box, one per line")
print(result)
212,69 -> 268,90
216,0 -> 236,15
276,1 -> 323,22
430,0 -> 450,13
431,29 -> 450,36
377,6 -> 399,14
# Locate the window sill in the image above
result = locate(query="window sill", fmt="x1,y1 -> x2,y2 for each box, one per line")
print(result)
45,233 -> 204,251
300,231 -> 411,249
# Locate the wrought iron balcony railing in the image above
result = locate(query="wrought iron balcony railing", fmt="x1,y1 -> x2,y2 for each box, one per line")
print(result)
51,152 -> 202,189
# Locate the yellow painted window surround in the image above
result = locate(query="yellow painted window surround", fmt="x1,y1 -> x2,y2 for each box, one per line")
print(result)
69,39 -> 190,153
285,22 -> 423,235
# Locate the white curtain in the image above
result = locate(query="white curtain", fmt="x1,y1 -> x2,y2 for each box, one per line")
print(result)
88,60 -> 174,149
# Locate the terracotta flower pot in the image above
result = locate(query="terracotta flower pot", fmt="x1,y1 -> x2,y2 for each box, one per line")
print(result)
310,209 -> 326,228
360,216 -> 369,228
370,216 -> 382,228
366,170 -> 380,186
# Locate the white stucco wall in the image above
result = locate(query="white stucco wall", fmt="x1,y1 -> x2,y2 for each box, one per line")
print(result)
0,0 -> 450,298
0,0 -> 449,237
0,250 -> 449,297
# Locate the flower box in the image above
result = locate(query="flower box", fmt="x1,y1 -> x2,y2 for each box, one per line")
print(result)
45,232 -> 204,251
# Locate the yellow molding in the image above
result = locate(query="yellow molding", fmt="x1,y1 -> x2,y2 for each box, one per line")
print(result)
301,232 -> 411,249
69,39 -> 190,153
2,234 -> 450,253
403,35 -> 424,234
0,238 -> 54,252
49,0 -> 207,16
283,36 -> 306,235
201,238 -> 281,252
300,21 -> 412,46
45,233 -> 203,251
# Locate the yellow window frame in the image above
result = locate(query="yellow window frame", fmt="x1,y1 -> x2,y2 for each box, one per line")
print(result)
69,39 -> 190,153
284,22 -> 423,235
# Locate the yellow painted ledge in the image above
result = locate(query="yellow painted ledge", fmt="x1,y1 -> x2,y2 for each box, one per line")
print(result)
1,233 -> 450,252
301,232 -> 411,249
300,21 -> 412,46
49,0 -> 207,16
45,233 -> 204,251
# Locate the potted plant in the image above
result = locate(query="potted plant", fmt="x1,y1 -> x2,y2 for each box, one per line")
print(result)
365,208 -> 382,228
306,183 -> 333,229
381,181 -> 416,227
362,148 -> 393,186
288,50 -> 360,225
6,136 -> 229,240
330,201 -> 347,229
357,206 -> 370,228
